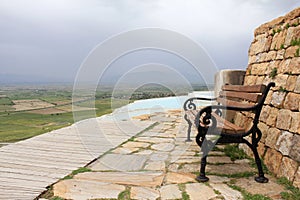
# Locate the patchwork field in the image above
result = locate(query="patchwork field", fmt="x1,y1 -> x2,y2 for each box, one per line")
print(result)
27,107 -> 67,114
12,99 -> 55,111
0,83 -> 194,143
0,85 -> 112,142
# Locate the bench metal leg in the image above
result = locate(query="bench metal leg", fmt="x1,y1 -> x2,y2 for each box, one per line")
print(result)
196,155 -> 209,182
195,130 -> 209,182
253,147 -> 269,183
244,139 -> 268,183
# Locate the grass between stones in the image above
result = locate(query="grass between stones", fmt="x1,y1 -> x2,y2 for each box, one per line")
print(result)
277,177 -> 300,200
227,184 -> 271,200
61,167 -> 92,180
223,144 -> 249,161
206,171 -> 256,179
178,183 -> 190,200
118,187 -> 131,200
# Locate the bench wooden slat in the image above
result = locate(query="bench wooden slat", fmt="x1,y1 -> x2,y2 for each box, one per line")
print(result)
222,84 -> 266,93
212,113 -> 244,134
219,91 -> 262,102
216,98 -> 255,108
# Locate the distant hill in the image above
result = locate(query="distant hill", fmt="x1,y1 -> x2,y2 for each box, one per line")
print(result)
0,74 -> 72,84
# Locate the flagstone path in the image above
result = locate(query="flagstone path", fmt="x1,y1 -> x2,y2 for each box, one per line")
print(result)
41,110 -> 290,200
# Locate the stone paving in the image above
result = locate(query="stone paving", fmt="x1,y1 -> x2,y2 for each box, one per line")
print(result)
40,110 -> 291,200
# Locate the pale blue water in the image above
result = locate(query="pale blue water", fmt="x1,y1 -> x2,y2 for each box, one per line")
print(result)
109,91 -> 214,120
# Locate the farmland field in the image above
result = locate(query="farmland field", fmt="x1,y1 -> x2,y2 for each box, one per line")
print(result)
0,85 -> 115,142
0,83 -> 204,143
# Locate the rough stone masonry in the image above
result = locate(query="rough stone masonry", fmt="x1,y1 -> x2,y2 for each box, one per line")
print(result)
234,7 -> 300,188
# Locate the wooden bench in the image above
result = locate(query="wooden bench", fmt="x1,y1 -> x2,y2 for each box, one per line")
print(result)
183,82 -> 275,183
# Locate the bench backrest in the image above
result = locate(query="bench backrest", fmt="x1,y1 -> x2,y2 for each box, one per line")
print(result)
216,84 -> 267,108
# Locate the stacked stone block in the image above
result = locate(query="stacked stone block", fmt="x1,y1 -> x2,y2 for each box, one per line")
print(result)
235,8 -> 300,188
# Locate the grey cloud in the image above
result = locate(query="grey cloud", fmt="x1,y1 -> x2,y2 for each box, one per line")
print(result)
0,0 -> 299,83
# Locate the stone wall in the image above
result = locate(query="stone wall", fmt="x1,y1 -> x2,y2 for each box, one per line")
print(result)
234,8 -> 300,188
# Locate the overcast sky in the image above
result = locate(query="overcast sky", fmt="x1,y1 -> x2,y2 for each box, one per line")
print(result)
0,0 -> 299,83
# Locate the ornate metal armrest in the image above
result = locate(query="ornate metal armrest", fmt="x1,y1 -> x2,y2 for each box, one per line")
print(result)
194,104 -> 257,129
183,97 -> 217,111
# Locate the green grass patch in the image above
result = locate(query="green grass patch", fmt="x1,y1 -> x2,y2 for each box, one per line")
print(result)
279,86 -> 287,93
62,167 -> 91,180
224,144 -> 249,161
0,112 -> 74,142
295,48 -> 300,57
178,184 -> 190,200
228,184 -> 271,200
214,189 -> 221,195
118,187 -> 131,200
212,146 -> 225,152
207,171 -> 255,178
50,197 -> 65,200
0,98 -> 116,142
291,38 -> 300,46
0,97 -> 13,105
285,23 -> 290,29
182,191 -> 190,200
269,67 -> 278,79
277,177 -> 300,200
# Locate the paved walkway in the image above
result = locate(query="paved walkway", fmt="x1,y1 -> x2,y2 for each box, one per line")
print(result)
40,110 -> 290,200
0,115 -> 153,200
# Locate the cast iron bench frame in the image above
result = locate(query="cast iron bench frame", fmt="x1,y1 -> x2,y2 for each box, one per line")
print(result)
183,82 -> 275,183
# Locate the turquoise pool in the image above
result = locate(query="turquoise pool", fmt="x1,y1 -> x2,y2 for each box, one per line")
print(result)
110,91 -> 214,120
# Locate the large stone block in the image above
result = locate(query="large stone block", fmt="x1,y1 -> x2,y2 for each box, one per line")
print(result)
271,92 -> 286,108
266,51 -> 277,61
268,60 -> 281,75
290,112 -> 300,133
290,57 -> 300,74
285,46 -> 299,58
289,134 -> 300,162
244,75 -> 257,85
294,76 -> 300,94
293,167 -> 300,188
257,142 -> 266,157
250,34 -> 272,55
251,63 -> 268,75
286,76 -> 297,91
264,148 -> 283,175
278,157 -> 298,181
284,92 -> 300,111
260,105 -> 270,123
278,59 -> 292,73
248,55 -> 257,65
265,89 -> 273,104
263,76 -> 273,86
255,76 -> 265,85
284,27 -> 296,46
265,127 -> 281,148
285,8 -> 300,23
271,30 -> 287,50
273,74 -> 289,90
284,26 -> 300,47
256,53 -> 267,63
276,109 -> 292,130
266,107 -> 279,126
275,131 -> 294,156
255,24 -> 271,37
258,123 -> 269,143
276,49 -> 285,60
